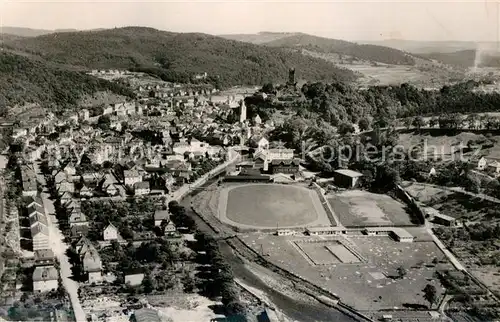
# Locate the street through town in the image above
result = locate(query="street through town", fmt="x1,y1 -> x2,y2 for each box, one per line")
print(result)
34,162 -> 86,322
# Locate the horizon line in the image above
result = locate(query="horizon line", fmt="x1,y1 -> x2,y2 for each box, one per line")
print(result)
1,25 -> 499,44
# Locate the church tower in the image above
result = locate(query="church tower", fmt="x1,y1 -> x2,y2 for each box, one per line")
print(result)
239,100 -> 247,123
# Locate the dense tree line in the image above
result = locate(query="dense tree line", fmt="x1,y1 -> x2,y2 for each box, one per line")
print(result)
4,27 -> 358,89
0,53 -> 135,113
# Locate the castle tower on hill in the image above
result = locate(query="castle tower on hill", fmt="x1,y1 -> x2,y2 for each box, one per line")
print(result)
287,68 -> 297,86
239,100 -> 247,123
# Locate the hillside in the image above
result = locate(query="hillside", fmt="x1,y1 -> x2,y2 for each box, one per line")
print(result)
219,32 -> 416,66
358,40 -> 480,54
263,33 -> 416,66
218,32 -> 298,44
0,52 -> 134,113
0,26 -> 55,37
3,27 -> 358,87
420,50 -> 500,68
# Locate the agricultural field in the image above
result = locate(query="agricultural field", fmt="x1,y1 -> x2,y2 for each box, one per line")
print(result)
398,131 -> 500,160
303,49 -> 462,87
219,184 -> 331,229
403,182 -> 454,204
427,192 -> 494,220
240,233 -> 452,310
327,190 -> 414,227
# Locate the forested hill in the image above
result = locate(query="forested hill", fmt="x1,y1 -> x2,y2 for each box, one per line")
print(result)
221,32 -> 416,65
0,52 -> 135,113
420,50 -> 500,68
3,27 -> 358,87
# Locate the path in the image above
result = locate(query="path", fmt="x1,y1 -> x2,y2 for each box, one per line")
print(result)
425,221 -> 465,271
438,294 -> 454,322
34,162 -> 86,322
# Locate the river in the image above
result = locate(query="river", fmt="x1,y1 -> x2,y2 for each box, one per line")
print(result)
180,179 -> 359,322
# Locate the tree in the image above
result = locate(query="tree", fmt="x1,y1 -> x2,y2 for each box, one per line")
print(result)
338,122 -> 355,136
403,117 -> 413,129
429,117 -> 438,128
412,116 -> 427,130
142,271 -> 155,293
397,266 -> 407,278
261,83 -> 275,94
97,115 -> 111,131
358,117 -> 370,131
423,284 -> 437,308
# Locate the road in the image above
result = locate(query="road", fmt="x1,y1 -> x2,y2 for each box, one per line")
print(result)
171,148 -> 240,202
34,162 -> 86,322
404,181 -> 500,205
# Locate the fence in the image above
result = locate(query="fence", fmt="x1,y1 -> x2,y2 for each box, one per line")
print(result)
395,184 -> 426,225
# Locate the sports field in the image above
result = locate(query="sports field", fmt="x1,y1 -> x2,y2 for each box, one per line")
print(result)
219,184 -> 332,229
328,190 -> 414,227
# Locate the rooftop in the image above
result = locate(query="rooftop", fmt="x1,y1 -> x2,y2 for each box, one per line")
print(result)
333,169 -> 364,178
33,266 -> 58,281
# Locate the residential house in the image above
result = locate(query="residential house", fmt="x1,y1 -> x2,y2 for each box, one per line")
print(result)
34,249 -> 55,266
154,210 -> 169,227
487,160 -> 500,176
33,266 -> 59,293
54,171 -> 67,184
253,114 -> 262,126
477,157 -> 487,170
81,247 -> 103,284
103,223 -> 119,241
31,224 -> 50,251
134,181 -> 150,196
164,221 -> 176,234
63,162 -> 77,176
250,137 -> 269,150
59,191 -> 73,204
124,170 -> 142,187
29,212 -> 48,228
56,179 -> 74,194
79,185 -> 93,198
69,210 -> 88,228
25,194 -> 44,209
105,183 -> 119,196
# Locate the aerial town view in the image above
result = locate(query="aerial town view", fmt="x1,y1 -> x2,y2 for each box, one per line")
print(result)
2,1 -> 500,322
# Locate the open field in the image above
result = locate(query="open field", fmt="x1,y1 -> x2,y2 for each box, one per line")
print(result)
402,182 -> 454,204
219,184 -> 332,229
328,190 -> 414,227
398,131 -> 500,160
240,233 -> 451,310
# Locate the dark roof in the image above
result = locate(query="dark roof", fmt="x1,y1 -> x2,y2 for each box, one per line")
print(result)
134,181 -> 150,189
30,213 -> 48,226
33,266 -> 58,281
270,158 -> 300,166
34,249 -> 54,261
154,210 -> 170,221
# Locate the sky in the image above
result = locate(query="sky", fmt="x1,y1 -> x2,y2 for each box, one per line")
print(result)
1,0 -> 499,42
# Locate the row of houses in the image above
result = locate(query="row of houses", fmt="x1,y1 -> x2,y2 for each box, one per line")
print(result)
24,195 -> 60,293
